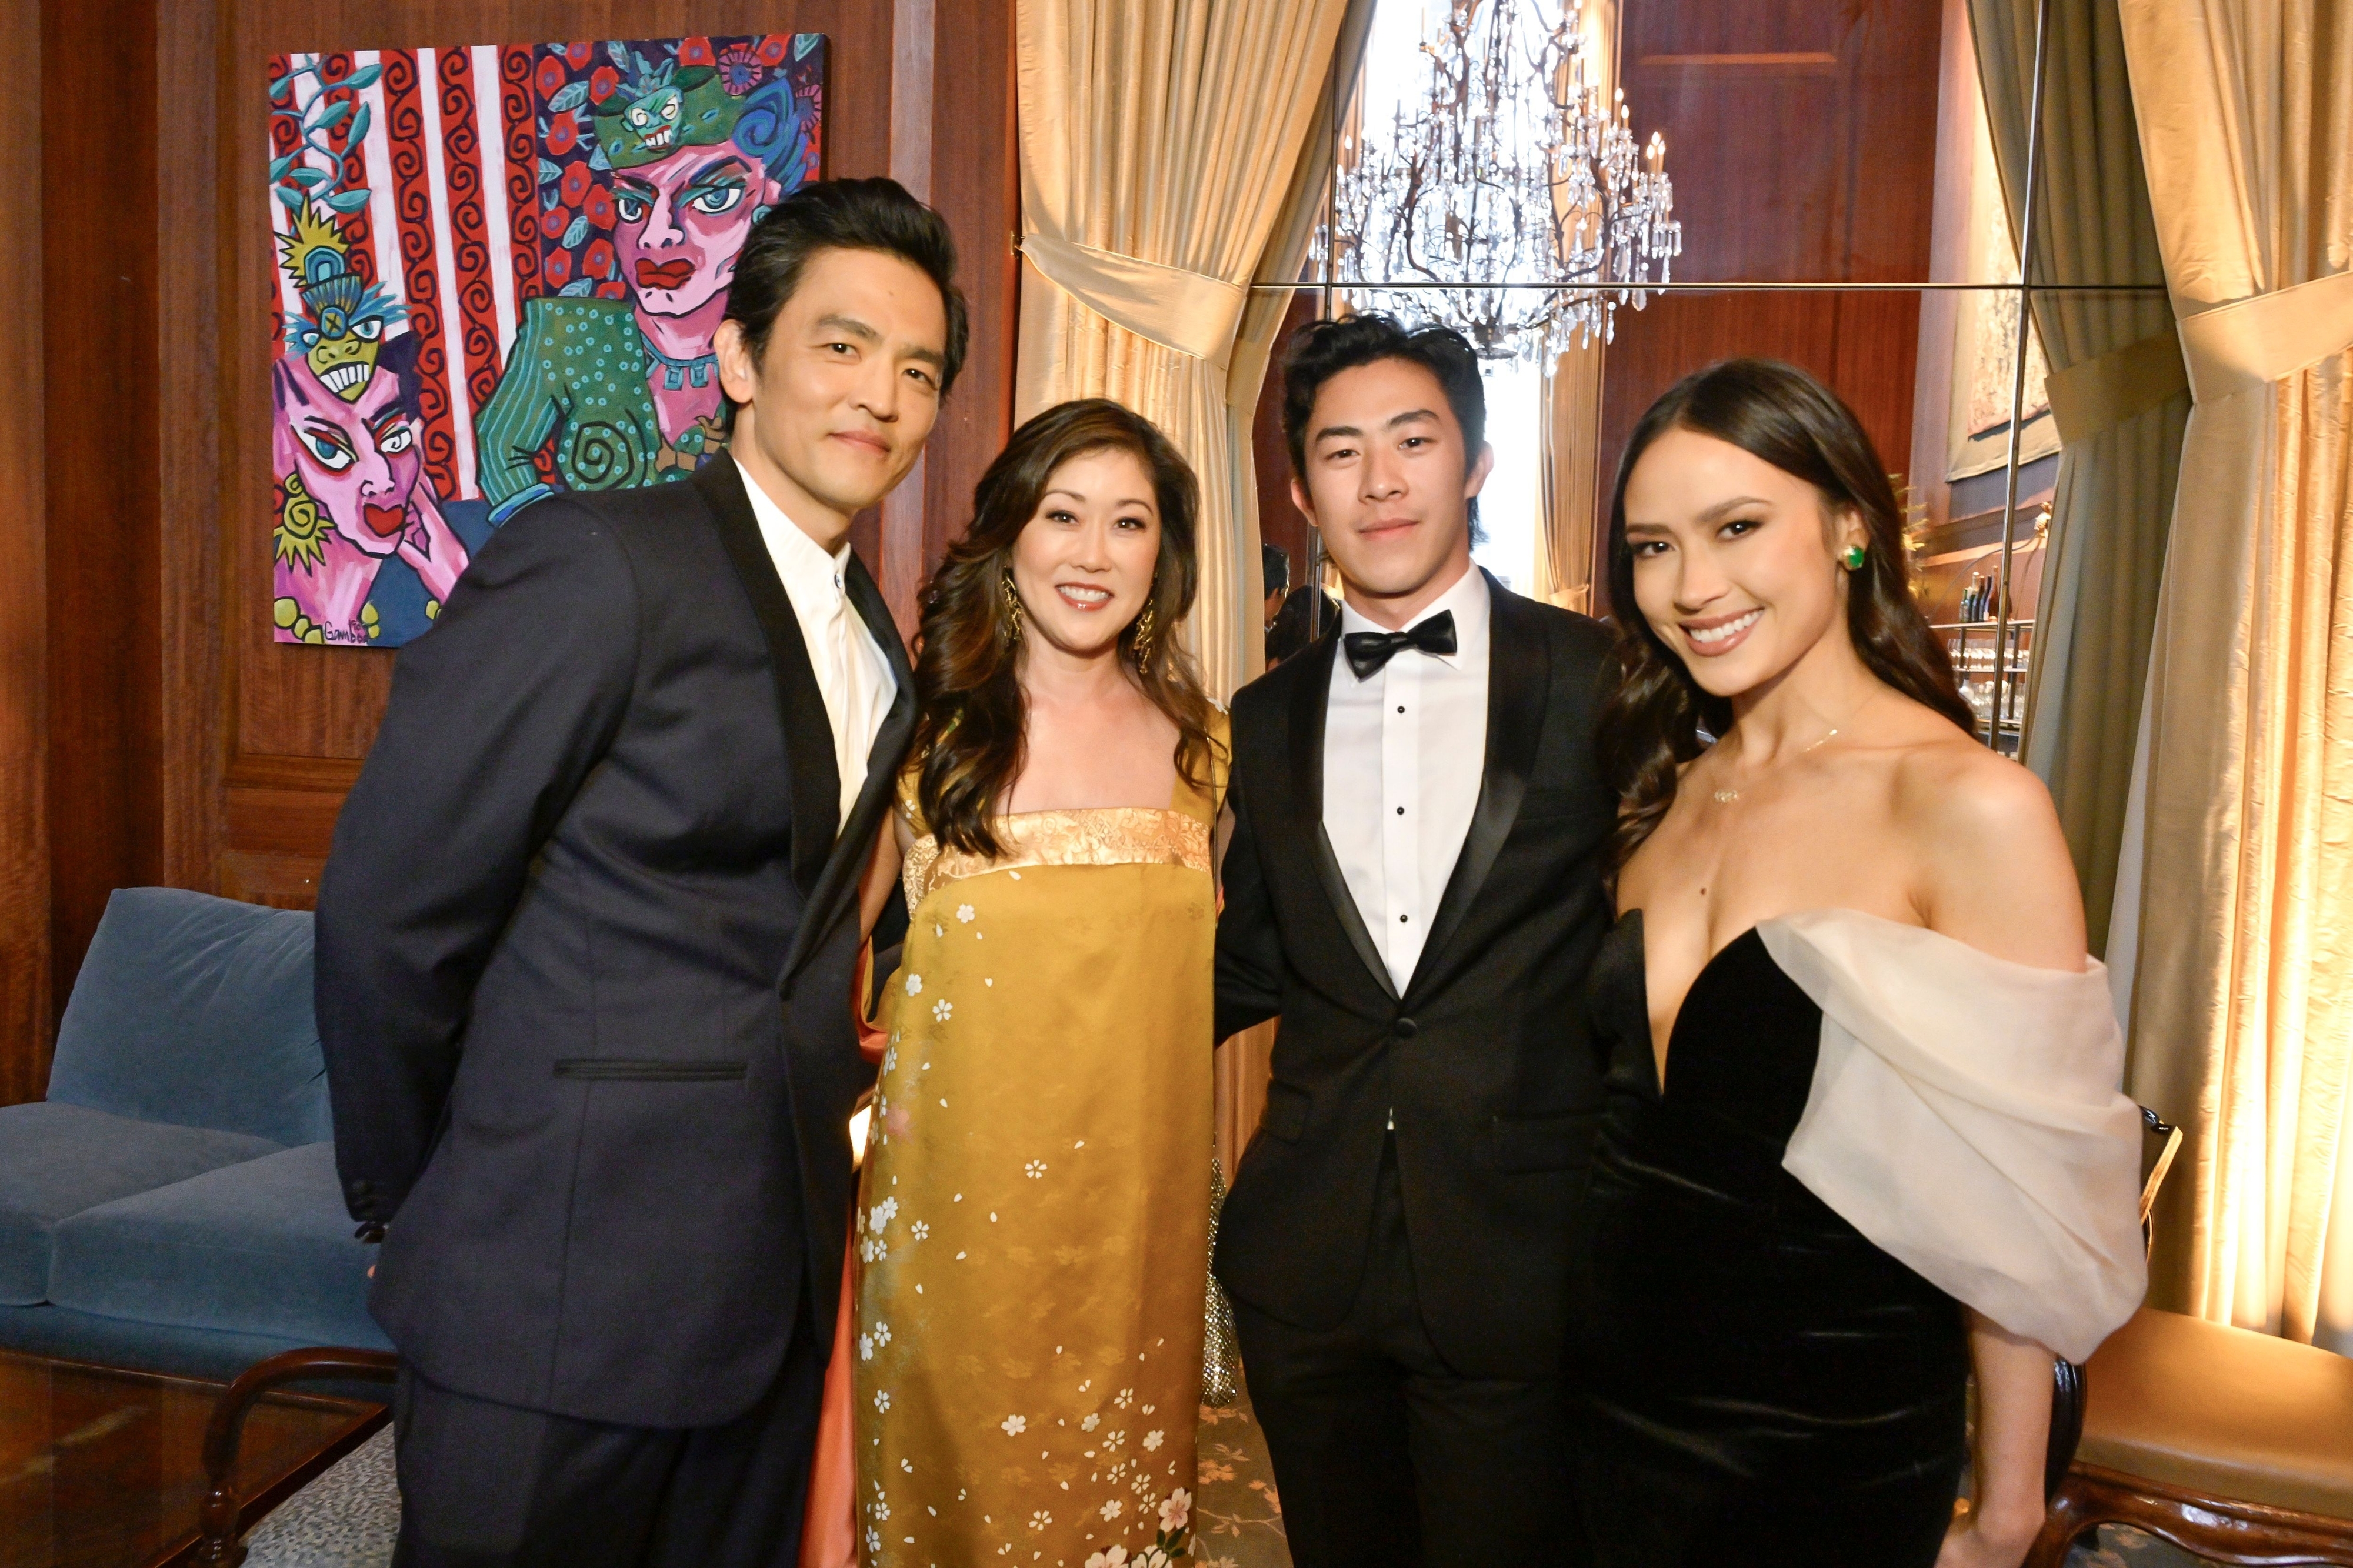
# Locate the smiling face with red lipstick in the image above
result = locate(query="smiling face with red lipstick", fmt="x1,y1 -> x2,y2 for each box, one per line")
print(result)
1619,423 -> 1869,703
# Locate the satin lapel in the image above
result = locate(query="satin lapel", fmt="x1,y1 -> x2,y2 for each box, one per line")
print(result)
1287,632 -> 1399,1002
1408,575 -> 1548,997
782,555 -> 916,989
695,455 -> 839,898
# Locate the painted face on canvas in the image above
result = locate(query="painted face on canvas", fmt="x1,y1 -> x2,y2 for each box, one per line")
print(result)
273,352 -> 422,559
612,142 -> 777,320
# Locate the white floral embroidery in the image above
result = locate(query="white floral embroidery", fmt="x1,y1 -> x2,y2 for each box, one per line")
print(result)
1099,1499 -> 1124,1522
1159,1487 -> 1192,1533
881,1046 -> 896,1073
1081,1414 -> 1099,1432
1107,1430 -> 1126,1449
870,1198 -> 898,1230
874,1321 -> 892,1347
1085,1550 -> 1128,1568
1025,1160 -> 1047,1179
857,1333 -> 874,1360
904,973 -> 922,996
1028,1510 -> 1051,1530
1115,1387 -> 1134,1407
865,1527 -> 881,1554
870,1499 -> 891,1522
908,1220 -> 929,1240
1142,1430 -> 1164,1452
956,904 -> 976,923
933,999 -> 954,1022
873,1390 -> 891,1412
1141,1404 -> 1155,1414
1001,1414 -> 1026,1435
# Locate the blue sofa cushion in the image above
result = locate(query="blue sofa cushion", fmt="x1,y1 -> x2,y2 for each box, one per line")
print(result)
0,1102 -> 282,1305
48,887 -> 331,1146
46,1141 -> 390,1350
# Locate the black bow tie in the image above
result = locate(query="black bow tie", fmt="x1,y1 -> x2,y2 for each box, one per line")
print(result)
1342,611 -> 1458,679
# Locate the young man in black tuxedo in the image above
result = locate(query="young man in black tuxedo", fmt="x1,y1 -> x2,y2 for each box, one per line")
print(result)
316,179 -> 965,1567
1215,315 -> 1617,1564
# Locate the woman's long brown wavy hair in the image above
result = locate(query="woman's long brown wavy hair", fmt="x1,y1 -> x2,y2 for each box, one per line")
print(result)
1598,358 -> 1972,875
912,398 -> 1220,858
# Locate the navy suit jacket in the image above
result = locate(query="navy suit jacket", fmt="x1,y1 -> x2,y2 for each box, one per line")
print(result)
316,454 -> 912,1427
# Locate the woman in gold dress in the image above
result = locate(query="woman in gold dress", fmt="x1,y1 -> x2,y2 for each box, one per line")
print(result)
851,399 -> 1225,1568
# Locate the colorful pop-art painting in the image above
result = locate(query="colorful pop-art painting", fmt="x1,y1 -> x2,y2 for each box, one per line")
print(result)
267,35 -> 826,645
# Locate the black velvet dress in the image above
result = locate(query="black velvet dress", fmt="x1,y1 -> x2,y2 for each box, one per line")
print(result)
1568,912 -> 1970,1567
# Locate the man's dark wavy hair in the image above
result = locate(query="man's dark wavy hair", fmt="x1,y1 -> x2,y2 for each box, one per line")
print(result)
1277,312 -> 1488,537
719,177 -> 970,431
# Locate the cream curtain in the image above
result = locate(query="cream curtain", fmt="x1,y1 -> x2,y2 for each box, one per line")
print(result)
1014,0 -> 1368,700
1531,0 -> 1618,615
1968,0 -> 2189,956
1015,0 -> 1375,1177
2113,0 -> 2353,1353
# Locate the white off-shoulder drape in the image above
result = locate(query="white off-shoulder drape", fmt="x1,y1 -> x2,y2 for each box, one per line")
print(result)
1760,910 -> 2147,1365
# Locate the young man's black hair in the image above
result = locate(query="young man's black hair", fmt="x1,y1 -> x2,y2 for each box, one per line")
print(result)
1278,312 -> 1488,534
1261,541 -> 1291,600
719,176 -> 971,429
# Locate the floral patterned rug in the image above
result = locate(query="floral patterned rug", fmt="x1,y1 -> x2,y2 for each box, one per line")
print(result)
1186,1390 -> 2217,1568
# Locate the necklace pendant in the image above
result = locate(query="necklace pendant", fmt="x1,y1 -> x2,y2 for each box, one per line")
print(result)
1712,789 -> 1739,803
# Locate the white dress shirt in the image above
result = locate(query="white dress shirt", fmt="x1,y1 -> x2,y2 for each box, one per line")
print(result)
741,472 -> 898,834
1322,563 -> 1491,992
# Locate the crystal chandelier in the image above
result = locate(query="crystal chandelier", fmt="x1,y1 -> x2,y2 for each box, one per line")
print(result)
1328,0 -> 1681,363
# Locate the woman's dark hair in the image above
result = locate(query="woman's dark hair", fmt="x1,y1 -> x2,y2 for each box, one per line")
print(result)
913,398 -> 1221,858
719,177 -> 969,429
1279,313 -> 1488,536
1598,358 -> 1972,873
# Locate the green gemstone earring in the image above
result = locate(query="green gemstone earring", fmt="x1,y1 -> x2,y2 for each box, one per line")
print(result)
1839,544 -> 1868,571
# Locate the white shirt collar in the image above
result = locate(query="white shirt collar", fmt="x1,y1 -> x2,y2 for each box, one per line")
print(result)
1335,562 -> 1489,675
741,465 -> 852,596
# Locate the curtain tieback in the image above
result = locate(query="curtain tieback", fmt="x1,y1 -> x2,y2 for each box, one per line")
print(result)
2045,330 -> 2189,445
1021,232 -> 1248,369
2175,268 -> 2353,405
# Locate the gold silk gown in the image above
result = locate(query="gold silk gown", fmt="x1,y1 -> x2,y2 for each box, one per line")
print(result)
853,731 -> 1225,1568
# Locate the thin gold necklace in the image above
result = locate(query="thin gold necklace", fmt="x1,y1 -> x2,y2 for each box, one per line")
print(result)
1708,698 -> 1869,805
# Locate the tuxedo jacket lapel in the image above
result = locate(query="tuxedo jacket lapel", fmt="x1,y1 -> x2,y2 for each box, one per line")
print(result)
782,556 -> 916,989
695,455 -> 839,898
1408,575 -> 1549,997
1285,632 -> 1399,1002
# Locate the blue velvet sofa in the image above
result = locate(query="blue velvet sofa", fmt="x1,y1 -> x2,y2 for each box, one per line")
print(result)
0,887 -> 391,1380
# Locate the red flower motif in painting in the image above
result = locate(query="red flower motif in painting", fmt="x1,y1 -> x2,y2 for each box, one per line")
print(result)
754,35 -> 790,66
544,109 -> 578,155
559,161 -> 592,206
678,36 -> 715,67
535,55 -> 566,100
589,65 -> 620,104
542,247 -> 572,288
565,41 -> 594,69
595,281 -> 628,300
582,187 -> 616,231
582,238 -> 617,280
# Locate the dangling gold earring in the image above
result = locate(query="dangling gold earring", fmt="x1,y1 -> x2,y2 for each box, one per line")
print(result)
999,569 -> 1025,642
1132,598 -> 1159,675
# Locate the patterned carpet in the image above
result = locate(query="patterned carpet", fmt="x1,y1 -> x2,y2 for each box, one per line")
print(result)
235,1393 -> 2217,1567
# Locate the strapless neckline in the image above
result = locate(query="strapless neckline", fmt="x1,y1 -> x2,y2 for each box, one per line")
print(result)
1608,910 -> 1784,1095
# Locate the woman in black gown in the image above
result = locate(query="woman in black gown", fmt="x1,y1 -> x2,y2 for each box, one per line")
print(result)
1571,360 -> 2145,1568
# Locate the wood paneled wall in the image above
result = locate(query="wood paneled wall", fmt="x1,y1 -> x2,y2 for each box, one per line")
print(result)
1,0 -> 49,1101
7,0 -> 1016,1102
1592,0 -> 1944,613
